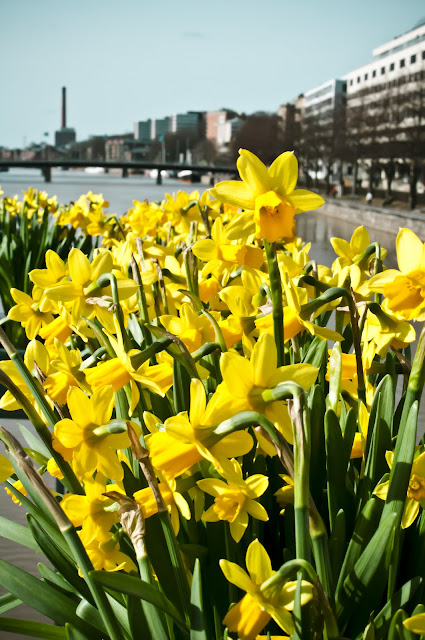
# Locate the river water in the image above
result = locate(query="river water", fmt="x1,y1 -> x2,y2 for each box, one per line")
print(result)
0,169 -> 410,636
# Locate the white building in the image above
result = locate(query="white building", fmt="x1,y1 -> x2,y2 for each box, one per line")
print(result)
303,79 -> 347,118
345,19 -> 425,103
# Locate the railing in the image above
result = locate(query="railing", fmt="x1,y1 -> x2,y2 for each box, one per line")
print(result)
0,160 -> 235,184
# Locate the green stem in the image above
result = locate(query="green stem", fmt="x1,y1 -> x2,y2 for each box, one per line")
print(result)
264,241 -> 285,366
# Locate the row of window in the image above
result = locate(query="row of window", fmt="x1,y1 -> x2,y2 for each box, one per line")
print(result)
349,50 -> 425,86
347,70 -> 425,100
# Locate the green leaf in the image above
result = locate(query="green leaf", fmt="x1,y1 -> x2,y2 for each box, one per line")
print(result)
330,509 -> 346,586
18,422 -> 52,459
363,376 -> 394,498
0,557 -> 88,630
38,563 -> 79,595
309,385 -> 326,509
302,335 -> 328,370
337,512 -> 397,629
325,409 -> 353,532
0,514 -> 39,551
76,596 -> 132,640
65,622 -> 93,640
190,559 -> 208,640
0,618 -> 66,640
90,570 -> 187,630
374,577 -> 422,637
0,592 -> 22,615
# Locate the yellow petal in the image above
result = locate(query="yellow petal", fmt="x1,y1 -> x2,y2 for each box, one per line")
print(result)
91,385 -> 115,426
237,149 -> 270,195
223,594 -> 270,640
246,539 -> 273,584
396,228 -> 423,274
404,613 -> 425,634
67,387 -> 94,428
68,248 -> 91,285
286,189 -> 324,213
245,474 -> 269,498
251,333 -> 277,387
269,151 -> 298,196
189,378 -> 206,427
220,352 -> 253,397
219,560 -> 254,593
0,453 -> 14,482
192,239 -> 218,262
401,498 -> 420,529
54,418 -> 83,448
230,510 -> 249,542
244,498 -> 269,522
351,226 -> 370,255
211,181 -> 255,210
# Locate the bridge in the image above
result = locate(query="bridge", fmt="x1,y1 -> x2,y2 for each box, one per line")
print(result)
0,160 -> 236,185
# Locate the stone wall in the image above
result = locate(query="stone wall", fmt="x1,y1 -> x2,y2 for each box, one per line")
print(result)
322,200 -> 425,237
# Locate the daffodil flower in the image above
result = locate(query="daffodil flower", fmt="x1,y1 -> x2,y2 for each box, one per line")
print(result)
198,457 -> 268,542
220,539 -> 313,639
146,378 -> 253,480
212,332 -> 318,443
134,477 -> 191,535
79,526 -> 137,573
8,286 -> 54,339
374,448 -> 425,528
60,474 -> 122,542
369,228 -> 425,320
53,386 -> 130,481
211,149 -> 324,243
193,217 -> 264,285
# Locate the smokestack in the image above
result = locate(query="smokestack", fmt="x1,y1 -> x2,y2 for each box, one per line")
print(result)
61,86 -> 66,129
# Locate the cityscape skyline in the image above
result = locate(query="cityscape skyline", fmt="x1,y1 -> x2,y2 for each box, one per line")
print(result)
1,0 -> 424,149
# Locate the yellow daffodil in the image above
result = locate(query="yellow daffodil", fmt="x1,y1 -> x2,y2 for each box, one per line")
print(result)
256,272 -> 343,344
374,448 -> 425,528
213,332 -> 318,443
60,474 -> 121,542
8,286 -> 54,339
79,527 -> 137,573
220,539 -> 313,639
134,477 -> 191,535
361,307 -> 415,369
368,228 -> 425,320
193,217 -> 264,285
0,453 -> 14,482
53,386 -> 130,481
211,149 -> 324,243
146,378 -> 253,480
198,457 -> 268,542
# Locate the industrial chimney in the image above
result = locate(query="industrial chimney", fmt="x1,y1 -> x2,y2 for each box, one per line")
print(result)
61,86 -> 66,128
55,86 -> 76,147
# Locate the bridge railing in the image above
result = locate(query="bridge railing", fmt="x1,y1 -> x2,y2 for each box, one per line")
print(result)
0,160 -> 235,184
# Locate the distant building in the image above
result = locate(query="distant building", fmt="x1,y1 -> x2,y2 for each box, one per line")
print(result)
303,79 -> 347,119
151,117 -> 170,140
105,134 -> 134,161
216,116 -> 244,149
134,120 -> 152,143
169,111 -> 205,137
55,128 -> 77,147
206,110 -> 238,145
344,19 -> 425,106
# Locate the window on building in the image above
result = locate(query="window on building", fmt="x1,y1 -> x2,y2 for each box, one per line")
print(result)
400,58 -> 405,67
349,79 -> 353,86
423,51 -> 425,60
357,76 -> 360,83
411,54 -> 416,64
381,66 -> 385,75
390,62 -> 395,71
364,73 -> 368,80
372,69 -> 377,78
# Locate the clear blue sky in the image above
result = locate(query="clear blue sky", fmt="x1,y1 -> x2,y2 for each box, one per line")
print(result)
1,0 -> 424,148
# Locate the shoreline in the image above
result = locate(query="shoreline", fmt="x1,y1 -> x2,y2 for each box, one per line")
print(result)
320,198 -> 425,236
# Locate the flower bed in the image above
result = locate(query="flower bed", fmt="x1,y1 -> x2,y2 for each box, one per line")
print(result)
1,150 -> 425,639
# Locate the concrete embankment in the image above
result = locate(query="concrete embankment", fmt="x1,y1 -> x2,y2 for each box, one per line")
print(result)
321,199 -> 425,237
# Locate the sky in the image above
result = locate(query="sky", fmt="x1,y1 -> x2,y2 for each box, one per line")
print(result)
0,0 -> 424,149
